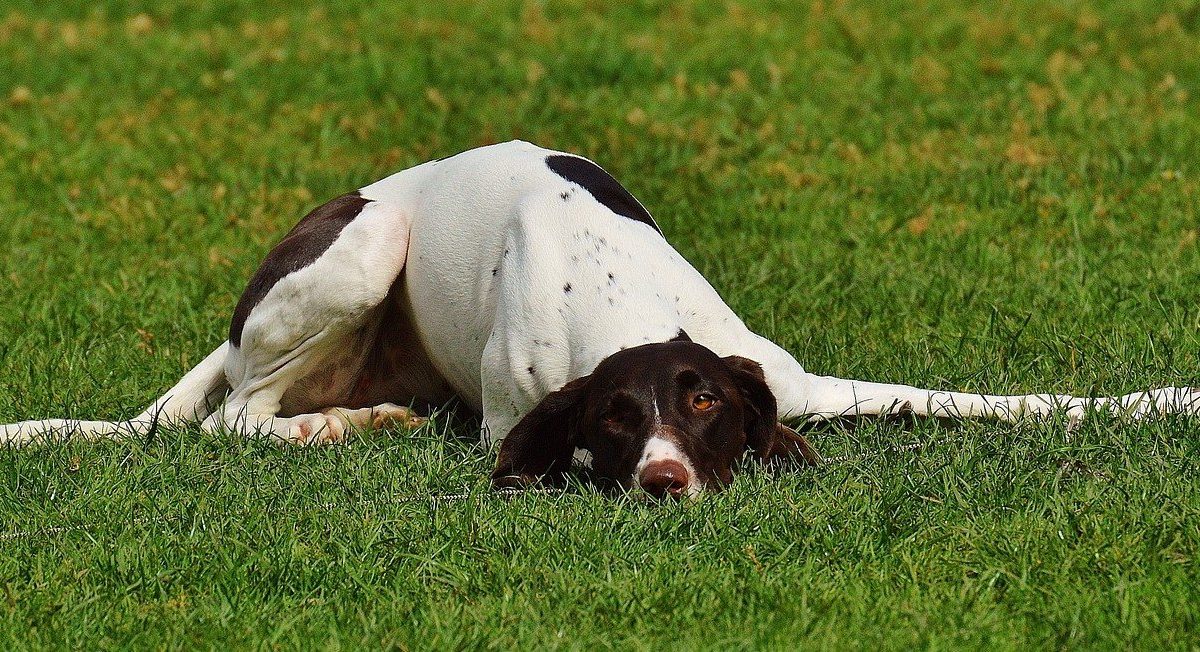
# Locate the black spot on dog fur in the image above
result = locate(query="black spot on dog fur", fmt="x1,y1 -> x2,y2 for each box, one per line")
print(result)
563,283 -> 573,293
527,366 -> 535,375
230,192 -> 369,347
545,155 -> 661,233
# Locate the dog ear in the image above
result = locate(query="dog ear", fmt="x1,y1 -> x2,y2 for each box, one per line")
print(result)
722,356 -> 821,467
491,375 -> 592,488
765,423 -> 822,466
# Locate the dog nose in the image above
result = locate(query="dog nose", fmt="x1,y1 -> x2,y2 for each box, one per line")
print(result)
638,460 -> 690,498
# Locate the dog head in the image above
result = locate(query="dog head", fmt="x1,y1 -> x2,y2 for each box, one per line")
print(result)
491,338 -> 820,497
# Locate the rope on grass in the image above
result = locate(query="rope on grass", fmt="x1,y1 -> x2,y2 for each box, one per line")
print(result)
816,441 -> 927,466
0,443 -> 931,543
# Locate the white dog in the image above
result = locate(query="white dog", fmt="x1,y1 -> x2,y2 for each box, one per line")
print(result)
3,141 -> 1196,496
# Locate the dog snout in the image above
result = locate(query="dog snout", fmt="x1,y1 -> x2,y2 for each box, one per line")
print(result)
638,460 -> 690,498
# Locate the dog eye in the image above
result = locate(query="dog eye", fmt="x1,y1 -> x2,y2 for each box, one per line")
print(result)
602,405 -> 632,425
692,393 -> 718,411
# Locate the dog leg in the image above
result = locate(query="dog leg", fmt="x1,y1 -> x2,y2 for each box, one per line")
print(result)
205,198 -> 415,443
203,402 -> 425,445
800,377 -> 1200,424
1,342 -> 230,445
321,403 -> 427,430
720,329 -> 1200,425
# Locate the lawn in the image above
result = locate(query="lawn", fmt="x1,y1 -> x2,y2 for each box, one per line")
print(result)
2,0 -> 1200,648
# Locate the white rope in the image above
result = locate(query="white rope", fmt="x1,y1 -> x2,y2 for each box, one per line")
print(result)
0,443 -> 932,542
816,441 -> 927,466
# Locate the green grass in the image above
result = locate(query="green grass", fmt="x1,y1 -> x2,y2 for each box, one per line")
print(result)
2,0 -> 1200,647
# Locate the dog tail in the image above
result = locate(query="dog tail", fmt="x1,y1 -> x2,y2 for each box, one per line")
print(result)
1,342 -> 230,445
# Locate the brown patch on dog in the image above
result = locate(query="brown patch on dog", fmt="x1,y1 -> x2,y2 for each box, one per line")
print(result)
229,192 -> 369,346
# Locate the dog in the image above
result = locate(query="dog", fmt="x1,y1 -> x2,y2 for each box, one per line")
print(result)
3,140 -> 1198,497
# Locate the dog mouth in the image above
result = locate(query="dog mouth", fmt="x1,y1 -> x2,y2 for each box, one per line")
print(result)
562,446 -> 713,498
494,463 -> 710,499
609,474 -> 706,500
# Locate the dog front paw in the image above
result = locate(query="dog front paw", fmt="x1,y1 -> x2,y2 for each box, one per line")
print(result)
370,403 -> 427,430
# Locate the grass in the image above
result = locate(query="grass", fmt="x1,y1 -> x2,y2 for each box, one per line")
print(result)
1,0 -> 1199,647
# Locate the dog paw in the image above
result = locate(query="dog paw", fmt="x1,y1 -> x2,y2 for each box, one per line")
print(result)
370,403 -> 427,430
287,413 -> 346,445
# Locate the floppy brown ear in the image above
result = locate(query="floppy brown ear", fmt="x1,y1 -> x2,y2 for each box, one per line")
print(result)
765,423 -> 822,466
722,356 -> 821,467
491,375 -> 591,488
